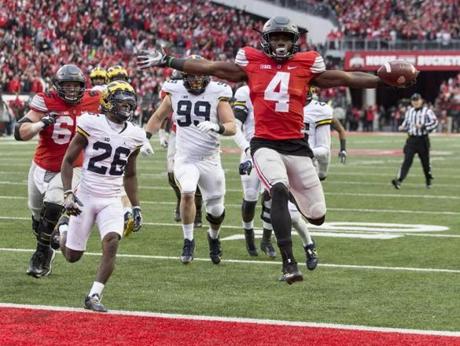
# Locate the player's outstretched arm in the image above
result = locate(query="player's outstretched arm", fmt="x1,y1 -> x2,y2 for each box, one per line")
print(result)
331,117 -> 347,163
313,70 -> 382,89
136,49 -> 246,82
145,94 -> 173,139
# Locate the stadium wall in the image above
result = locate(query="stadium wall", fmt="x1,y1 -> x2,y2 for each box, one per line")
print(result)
211,0 -> 336,44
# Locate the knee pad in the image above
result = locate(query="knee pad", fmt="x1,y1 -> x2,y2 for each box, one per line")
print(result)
37,202 -> 64,243
242,199 -> 257,215
260,190 -> 272,223
206,209 -> 225,225
243,188 -> 259,202
307,215 -> 325,226
270,182 -> 289,199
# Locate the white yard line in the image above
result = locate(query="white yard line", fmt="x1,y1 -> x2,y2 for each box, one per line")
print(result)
1,247 -> 460,274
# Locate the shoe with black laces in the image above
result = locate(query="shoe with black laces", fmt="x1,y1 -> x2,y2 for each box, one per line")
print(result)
391,179 -> 401,190
304,242 -> 318,271
260,240 -> 276,258
180,239 -> 195,264
244,229 -> 258,256
41,247 -> 55,277
26,249 -> 46,278
123,210 -> 134,238
280,261 -> 303,285
84,294 -> 107,312
207,234 -> 222,264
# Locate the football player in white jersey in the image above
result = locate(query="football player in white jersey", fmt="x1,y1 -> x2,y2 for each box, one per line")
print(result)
58,81 -> 145,312
145,56 -> 236,265
232,85 -> 276,258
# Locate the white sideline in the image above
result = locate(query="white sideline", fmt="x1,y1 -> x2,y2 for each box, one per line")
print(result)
0,302 -> 459,337
1,247 -> 460,274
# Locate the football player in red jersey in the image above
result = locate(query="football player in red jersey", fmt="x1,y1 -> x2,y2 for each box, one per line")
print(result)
137,16 -> 415,284
14,64 -> 100,278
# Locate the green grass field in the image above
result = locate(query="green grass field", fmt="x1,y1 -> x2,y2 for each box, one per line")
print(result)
1,133 -> 459,331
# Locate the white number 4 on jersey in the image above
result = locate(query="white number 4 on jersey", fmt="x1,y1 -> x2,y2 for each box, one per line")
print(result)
264,72 -> 290,112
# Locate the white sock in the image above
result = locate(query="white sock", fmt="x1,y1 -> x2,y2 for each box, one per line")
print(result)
89,281 -> 105,297
208,228 -> 219,239
293,218 -> 313,246
243,221 -> 254,230
182,223 -> 194,240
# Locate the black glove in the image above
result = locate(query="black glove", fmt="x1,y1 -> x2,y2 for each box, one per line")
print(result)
132,206 -> 143,232
41,112 -> 58,128
63,191 -> 83,216
239,160 -> 253,175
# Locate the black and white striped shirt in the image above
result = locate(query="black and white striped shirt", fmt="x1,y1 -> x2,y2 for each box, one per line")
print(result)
401,106 -> 438,136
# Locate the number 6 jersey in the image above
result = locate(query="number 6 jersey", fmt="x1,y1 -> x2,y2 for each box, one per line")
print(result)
29,90 -> 101,172
76,113 -> 146,197
161,79 -> 232,160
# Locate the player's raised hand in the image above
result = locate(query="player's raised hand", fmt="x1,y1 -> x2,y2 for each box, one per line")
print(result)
136,48 -> 168,69
338,150 -> 347,164
63,191 -> 83,216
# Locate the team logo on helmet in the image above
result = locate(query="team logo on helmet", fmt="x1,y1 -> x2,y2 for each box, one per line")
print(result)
53,64 -> 86,105
183,55 -> 210,95
260,16 -> 300,61
101,81 -> 137,121
90,67 -> 108,85
107,65 -> 129,82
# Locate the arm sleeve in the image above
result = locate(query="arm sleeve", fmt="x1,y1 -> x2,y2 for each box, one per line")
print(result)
311,123 -> 331,161
232,119 -> 250,152
29,94 -> 48,113
425,109 -> 438,132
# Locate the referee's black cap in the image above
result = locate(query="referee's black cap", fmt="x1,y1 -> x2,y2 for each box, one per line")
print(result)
411,93 -> 422,100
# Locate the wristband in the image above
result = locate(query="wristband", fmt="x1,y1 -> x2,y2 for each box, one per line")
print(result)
146,131 -> 152,139
340,139 -> 346,152
30,121 -> 45,133
217,124 -> 225,134
167,57 -> 186,70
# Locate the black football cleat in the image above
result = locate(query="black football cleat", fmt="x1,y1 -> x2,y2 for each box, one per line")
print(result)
260,240 -> 276,258
84,294 -> 108,312
244,229 -> 258,256
280,261 -> 303,285
391,179 -> 401,190
305,242 -> 318,271
207,234 -> 222,264
27,250 -> 46,278
180,239 -> 195,264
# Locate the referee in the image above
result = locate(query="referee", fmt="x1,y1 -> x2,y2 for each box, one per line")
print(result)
391,93 -> 438,189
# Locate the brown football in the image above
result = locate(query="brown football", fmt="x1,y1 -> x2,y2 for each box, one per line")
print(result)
377,60 -> 419,87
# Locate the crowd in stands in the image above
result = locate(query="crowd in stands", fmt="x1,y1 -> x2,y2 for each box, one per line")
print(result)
327,0 -> 459,42
0,0 -> 459,135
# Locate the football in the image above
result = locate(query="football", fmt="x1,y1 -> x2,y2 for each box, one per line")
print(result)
377,60 -> 419,87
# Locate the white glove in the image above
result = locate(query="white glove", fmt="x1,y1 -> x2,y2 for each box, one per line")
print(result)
158,129 -> 168,148
196,121 -> 221,134
140,140 -> 154,157
136,48 -> 168,69
63,191 -> 83,216
338,150 -> 347,164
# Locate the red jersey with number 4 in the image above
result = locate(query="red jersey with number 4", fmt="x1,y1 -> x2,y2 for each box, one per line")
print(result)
235,47 -> 325,140
29,90 -> 101,172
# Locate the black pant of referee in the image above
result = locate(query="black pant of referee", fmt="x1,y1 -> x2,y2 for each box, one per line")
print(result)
392,135 -> 433,189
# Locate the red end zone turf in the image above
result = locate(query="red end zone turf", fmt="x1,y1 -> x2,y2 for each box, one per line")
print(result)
1,307 -> 460,346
